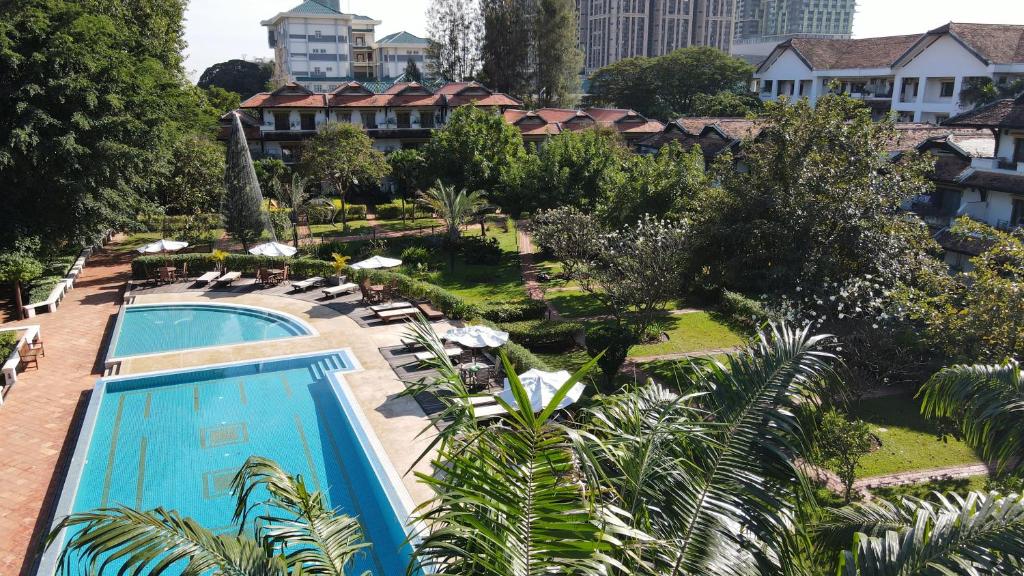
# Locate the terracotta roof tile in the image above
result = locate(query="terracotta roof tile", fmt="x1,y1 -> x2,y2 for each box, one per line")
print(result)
777,34 -> 922,70
446,94 -> 520,107
239,93 -> 326,108
945,95 -> 1024,130
945,23 -> 1024,64
959,169 -> 1024,195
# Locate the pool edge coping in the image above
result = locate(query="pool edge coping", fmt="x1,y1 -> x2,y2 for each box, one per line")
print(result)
104,301 -> 320,367
37,347 -> 437,576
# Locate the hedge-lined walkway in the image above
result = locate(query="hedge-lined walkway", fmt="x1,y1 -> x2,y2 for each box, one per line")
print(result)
0,244 -> 131,576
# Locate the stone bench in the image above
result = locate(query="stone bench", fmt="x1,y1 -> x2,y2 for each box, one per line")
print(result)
21,283 -> 67,318
1,326 -> 42,398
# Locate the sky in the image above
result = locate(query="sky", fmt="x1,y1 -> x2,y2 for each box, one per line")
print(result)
182,0 -> 1024,82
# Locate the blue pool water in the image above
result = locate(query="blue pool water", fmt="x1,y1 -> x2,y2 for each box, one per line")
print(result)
62,352 -> 414,575
113,303 -> 312,358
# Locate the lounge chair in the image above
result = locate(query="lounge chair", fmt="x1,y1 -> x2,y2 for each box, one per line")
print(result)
195,271 -> 221,285
212,271 -> 241,286
291,276 -> 325,292
375,307 -> 418,323
473,403 -> 508,420
321,283 -> 358,299
370,301 -> 413,312
416,301 -> 444,320
414,346 -> 463,362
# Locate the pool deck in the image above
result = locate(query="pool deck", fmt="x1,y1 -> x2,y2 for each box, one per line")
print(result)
0,255 -> 442,575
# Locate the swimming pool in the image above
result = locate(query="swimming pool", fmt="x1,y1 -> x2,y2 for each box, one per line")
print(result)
110,303 -> 314,359
41,350 -> 419,576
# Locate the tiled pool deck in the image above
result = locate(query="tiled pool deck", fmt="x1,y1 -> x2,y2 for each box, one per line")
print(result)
0,251 -> 442,575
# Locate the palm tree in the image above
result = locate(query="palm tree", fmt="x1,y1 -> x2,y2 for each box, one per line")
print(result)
45,457 -> 371,575
918,361 -> 1024,475
417,180 -> 485,245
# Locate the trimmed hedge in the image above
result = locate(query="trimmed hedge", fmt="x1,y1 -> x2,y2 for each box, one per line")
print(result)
717,290 -> 775,333
497,319 -> 583,351
0,332 -> 17,360
350,268 -> 478,320
473,318 -> 551,373
375,201 -> 416,220
28,276 -> 64,303
479,299 -> 548,323
132,254 -> 334,281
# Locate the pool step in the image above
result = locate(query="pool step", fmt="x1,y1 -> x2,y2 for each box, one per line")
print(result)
104,362 -> 121,377
309,355 -> 344,380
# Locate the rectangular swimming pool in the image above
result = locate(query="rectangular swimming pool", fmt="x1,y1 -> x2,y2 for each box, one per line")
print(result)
41,350 -> 418,575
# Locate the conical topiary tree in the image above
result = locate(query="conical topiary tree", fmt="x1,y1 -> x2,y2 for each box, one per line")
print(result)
222,113 -> 269,250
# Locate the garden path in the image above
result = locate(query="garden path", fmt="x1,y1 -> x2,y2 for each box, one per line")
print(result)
515,221 -> 562,320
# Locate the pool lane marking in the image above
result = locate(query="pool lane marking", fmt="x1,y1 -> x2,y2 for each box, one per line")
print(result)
238,380 -> 248,405
135,437 -> 148,509
193,385 -> 200,412
100,395 -> 127,507
281,375 -> 293,397
292,414 -> 323,493
322,416 -> 388,576
143,393 -> 152,419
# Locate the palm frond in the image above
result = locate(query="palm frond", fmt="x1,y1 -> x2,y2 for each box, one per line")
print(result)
919,361 -> 1024,474
838,491 -> 1024,576
47,505 -> 285,576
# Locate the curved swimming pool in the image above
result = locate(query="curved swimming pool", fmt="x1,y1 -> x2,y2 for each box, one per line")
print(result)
111,303 -> 314,358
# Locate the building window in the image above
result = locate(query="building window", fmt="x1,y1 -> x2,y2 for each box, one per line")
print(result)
420,110 -> 434,128
300,113 -> 316,131
273,112 -> 289,131
396,111 -> 411,128
760,80 -> 773,94
940,81 -> 955,98
1014,138 -> 1024,164
337,111 -> 352,123
360,111 -> 377,128
314,30 -> 322,38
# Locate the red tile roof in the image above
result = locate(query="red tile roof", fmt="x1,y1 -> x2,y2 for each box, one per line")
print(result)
445,93 -> 521,107
503,107 -> 662,139
240,93 -> 327,108
766,34 -> 921,71
945,95 -> 1024,130
941,23 -> 1024,64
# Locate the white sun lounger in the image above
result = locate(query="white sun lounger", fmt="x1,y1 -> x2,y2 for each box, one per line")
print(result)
321,283 -> 358,299
414,347 -> 463,362
473,403 -> 508,420
370,301 -> 412,312
375,307 -> 418,323
195,271 -> 221,285
291,277 -> 325,292
212,271 -> 241,286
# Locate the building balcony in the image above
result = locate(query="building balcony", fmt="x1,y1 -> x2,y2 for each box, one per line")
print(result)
970,157 -> 1024,173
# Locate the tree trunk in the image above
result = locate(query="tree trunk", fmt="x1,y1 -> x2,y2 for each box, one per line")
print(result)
480,219 -> 486,237
13,280 -> 24,321
401,197 -> 406,223
292,223 -> 300,249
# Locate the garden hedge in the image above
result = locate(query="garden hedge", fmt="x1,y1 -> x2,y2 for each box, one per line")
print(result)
0,332 -> 17,361
375,201 -> 416,220
497,319 -> 583,351
132,254 -> 334,281
479,299 -> 548,322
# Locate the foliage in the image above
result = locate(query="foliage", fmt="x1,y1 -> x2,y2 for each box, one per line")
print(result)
601,140 -> 709,227
689,90 -> 762,117
478,298 -> 549,322
197,58 -> 273,99
300,123 -> 389,228
202,86 -> 241,115
479,0 -> 535,99
399,246 -> 431,269
919,361 -> 1024,476
532,0 -> 583,107
585,323 -> 635,384
0,249 -> 44,319
425,0 -> 482,80
912,219 -> 1024,362
816,409 -> 874,502
403,58 -> 422,82
267,209 -> 291,241
498,319 -> 583,351
132,253 -> 334,281
534,208 -> 690,336
329,253 -> 350,276
375,201 -> 416,220
222,115 -> 267,249
46,456 -> 371,575
349,268 -> 479,320
717,290 -> 776,333
959,76 -> 1024,106
0,0 -> 217,249
421,105 -> 526,198
459,235 -> 502,265
157,136 -> 225,215
0,332 -> 17,361
586,47 -> 753,119
253,158 -> 291,203
417,182 -> 485,244
386,147 -> 425,204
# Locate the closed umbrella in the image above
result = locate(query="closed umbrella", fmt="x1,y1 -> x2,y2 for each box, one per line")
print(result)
444,325 -> 510,349
349,255 -> 403,270
498,369 -> 584,412
136,239 -> 188,254
248,241 -> 297,257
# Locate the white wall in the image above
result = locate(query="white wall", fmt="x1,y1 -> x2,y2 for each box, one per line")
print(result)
756,49 -> 813,99
892,34 -> 990,121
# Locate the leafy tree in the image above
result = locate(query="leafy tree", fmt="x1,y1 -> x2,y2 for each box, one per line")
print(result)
533,0 -> 583,107
203,86 -> 241,115
403,58 -> 422,82
196,58 -> 273,99
919,361 -> 1024,476
421,105 -> 526,199
959,76 -> 1024,107
601,140 -> 709,227
222,114 -> 267,250
387,148 -> 426,220
816,409 -> 873,502
689,90 -> 762,117
479,0 -> 536,99
0,0 -> 213,249
425,0 -> 482,80
585,56 -> 660,117
156,136 -> 225,215
300,122 -> 390,230
253,158 -> 291,203
585,323 -> 636,389
0,251 -> 43,321
534,208 -> 690,337
45,457 -> 370,575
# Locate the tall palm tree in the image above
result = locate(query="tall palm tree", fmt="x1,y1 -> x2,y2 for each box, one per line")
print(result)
918,361 -> 1024,475
45,457 -> 371,575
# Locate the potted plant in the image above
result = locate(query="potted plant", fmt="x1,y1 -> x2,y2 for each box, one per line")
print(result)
212,249 -> 228,273
329,252 -> 350,285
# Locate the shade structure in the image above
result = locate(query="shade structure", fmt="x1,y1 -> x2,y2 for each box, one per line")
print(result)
498,369 -> 584,412
248,241 -> 297,257
349,255 -> 403,270
136,239 -> 188,254
444,325 -> 509,349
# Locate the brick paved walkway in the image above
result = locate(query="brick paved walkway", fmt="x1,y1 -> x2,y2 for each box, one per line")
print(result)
0,246 -> 131,575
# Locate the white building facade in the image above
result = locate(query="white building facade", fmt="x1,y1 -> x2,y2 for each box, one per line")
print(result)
375,31 -> 431,80
754,23 -> 1024,123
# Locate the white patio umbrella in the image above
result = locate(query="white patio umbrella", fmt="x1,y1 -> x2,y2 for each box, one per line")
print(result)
349,255 -> 403,270
136,239 -> 188,254
444,325 -> 510,349
498,369 -> 584,412
248,241 -> 297,257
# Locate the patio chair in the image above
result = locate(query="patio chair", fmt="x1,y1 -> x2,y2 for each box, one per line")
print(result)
415,301 -> 444,320
19,343 -> 41,370
158,268 -> 176,284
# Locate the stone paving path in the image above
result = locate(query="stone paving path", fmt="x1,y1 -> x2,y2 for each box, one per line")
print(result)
0,245 -> 131,575
515,221 -> 562,320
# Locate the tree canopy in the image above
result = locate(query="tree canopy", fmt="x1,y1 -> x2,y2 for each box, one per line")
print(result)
422,105 -> 525,198
197,58 -> 273,99
300,122 -> 389,227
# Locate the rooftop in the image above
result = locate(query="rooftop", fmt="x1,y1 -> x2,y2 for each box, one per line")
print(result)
377,31 -> 430,45
944,95 -> 1024,130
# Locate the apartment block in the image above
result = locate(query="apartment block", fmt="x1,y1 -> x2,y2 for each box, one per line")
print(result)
733,0 -> 855,59
577,0 -> 737,74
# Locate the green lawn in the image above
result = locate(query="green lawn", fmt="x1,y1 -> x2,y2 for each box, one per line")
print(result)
309,220 -> 375,237
416,220 -> 528,306
628,312 -> 745,358
869,475 -> 988,502
852,395 -> 982,478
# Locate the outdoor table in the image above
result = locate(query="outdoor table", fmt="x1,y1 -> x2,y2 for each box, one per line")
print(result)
459,362 -> 489,388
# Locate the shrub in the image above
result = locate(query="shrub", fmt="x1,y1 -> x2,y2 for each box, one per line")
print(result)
306,204 -> 336,225
479,299 -> 549,322
345,203 -> 367,219
0,332 -> 18,360
350,268 -> 479,320
501,340 -> 552,373
400,246 -> 431,269
585,324 -> 636,387
717,290 -> 775,333
498,319 -> 583,351
268,209 -> 292,241
27,276 -> 64,303
131,254 -> 332,280
460,235 -> 502,265
375,201 -> 416,220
